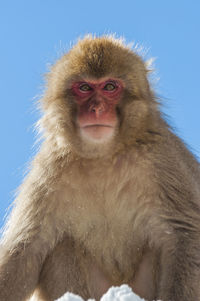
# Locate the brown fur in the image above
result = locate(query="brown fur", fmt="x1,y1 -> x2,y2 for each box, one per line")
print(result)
0,35 -> 200,301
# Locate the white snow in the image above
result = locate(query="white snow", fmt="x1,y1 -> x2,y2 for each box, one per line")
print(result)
56,285 -> 146,301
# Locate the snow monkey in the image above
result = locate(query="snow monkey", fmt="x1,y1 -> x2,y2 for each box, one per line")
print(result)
0,36 -> 200,301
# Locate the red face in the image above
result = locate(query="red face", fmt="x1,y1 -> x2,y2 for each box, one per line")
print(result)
72,79 -> 123,142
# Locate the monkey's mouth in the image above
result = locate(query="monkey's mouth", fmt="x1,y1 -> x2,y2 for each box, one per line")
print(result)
80,124 -> 115,142
82,124 -> 113,128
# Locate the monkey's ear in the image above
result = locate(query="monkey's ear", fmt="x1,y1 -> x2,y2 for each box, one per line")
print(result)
145,57 -> 156,73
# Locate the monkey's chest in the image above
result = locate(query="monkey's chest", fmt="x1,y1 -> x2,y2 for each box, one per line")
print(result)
67,206 -> 154,300
67,199 -> 139,281
60,165 -> 155,282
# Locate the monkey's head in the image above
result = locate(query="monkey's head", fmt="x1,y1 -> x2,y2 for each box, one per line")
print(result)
41,36 -> 158,158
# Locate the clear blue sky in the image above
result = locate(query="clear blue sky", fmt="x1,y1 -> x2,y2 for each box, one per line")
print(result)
0,0 -> 200,229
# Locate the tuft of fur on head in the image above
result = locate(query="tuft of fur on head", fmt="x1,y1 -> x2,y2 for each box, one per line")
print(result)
38,35 -> 161,159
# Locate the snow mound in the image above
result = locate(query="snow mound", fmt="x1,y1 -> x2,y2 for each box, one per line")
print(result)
56,285 -> 146,301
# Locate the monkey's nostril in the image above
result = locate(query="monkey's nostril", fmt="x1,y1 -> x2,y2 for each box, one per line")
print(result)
90,106 -> 102,114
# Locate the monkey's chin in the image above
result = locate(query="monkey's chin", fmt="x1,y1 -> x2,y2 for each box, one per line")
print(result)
80,125 -> 115,143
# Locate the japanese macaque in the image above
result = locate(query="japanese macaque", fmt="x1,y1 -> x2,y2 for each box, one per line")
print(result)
0,36 -> 200,301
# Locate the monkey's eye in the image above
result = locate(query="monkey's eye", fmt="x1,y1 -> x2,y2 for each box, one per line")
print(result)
79,83 -> 92,92
103,82 -> 116,91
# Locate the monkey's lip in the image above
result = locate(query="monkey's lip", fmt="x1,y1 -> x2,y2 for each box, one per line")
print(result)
81,124 -> 114,129
80,124 -> 115,141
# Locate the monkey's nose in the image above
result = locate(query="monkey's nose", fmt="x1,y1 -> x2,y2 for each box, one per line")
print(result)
91,106 -> 102,113
90,103 -> 105,116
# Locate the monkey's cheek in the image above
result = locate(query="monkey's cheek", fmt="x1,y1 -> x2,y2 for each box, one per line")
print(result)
80,126 -> 115,143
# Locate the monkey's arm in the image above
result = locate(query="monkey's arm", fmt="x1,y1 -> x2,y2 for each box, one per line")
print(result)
0,240 -> 47,301
0,148 -> 66,301
158,229 -> 200,301
154,146 -> 200,301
